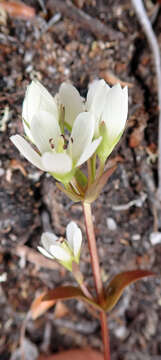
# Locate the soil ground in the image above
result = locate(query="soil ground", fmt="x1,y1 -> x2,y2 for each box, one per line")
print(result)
0,1 -> 161,359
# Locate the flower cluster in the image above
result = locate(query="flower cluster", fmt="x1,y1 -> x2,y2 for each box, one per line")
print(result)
11,79 -> 128,185
38,221 -> 82,271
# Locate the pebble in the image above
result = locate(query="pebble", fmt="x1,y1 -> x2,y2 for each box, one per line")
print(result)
106,217 -> 117,231
26,64 -> 33,73
150,232 -> 161,245
24,51 -> 33,63
0,168 -> 5,176
0,272 -> 7,282
114,325 -> 129,340
131,234 -> 141,241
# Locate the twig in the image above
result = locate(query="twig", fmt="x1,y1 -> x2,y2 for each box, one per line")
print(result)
112,192 -> 147,211
37,0 -> 47,14
16,245 -> 61,270
47,0 -> 122,40
131,0 -> 161,201
40,13 -> 61,36
0,245 -> 60,270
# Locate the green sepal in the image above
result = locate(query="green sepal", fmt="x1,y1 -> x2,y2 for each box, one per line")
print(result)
57,241 -> 81,272
96,122 -> 123,164
50,168 -> 76,185
59,259 -> 73,271
57,241 -> 74,271
75,168 -> 87,188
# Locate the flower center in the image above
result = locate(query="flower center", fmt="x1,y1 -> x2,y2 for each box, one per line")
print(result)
49,134 -> 69,153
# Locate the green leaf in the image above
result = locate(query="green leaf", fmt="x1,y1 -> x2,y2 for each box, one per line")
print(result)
104,269 -> 155,312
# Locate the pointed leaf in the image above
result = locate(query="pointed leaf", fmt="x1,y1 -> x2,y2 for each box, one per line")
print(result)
85,165 -> 116,203
104,270 -> 155,312
30,292 -> 56,320
42,285 -> 102,311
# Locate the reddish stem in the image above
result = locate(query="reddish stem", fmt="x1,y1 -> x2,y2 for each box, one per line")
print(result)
100,312 -> 111,360
82,202 -> 111,360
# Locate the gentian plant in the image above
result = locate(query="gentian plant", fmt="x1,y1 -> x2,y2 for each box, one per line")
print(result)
11,79 -> 154,360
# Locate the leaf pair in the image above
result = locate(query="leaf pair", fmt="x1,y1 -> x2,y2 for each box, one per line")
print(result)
31,269 -> 154,320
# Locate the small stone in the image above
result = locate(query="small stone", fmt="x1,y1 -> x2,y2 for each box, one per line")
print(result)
114,325 -> 129,339
0,272 -> 7,282
26,64 -> 33,73
24,51 -> 33,63
150,232 -> 161,245
106,217 -> 117,231
132,234 -> 141,241
0,168 -> 5,176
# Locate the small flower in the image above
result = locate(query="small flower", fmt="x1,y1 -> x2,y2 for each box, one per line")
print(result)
10,80 -> 101,183
38,221 -> 82,271
60,80 -> 128,163
86,80 -> 128,163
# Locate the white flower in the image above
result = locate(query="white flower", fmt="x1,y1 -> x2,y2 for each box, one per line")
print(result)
86,80 -> 128,162
10,80 -> 101,182
38,221 -> 82,270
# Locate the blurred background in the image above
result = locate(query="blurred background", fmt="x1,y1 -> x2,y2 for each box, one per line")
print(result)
0,1 -> 161,359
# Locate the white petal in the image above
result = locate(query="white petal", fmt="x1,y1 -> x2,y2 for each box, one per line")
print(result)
86,79 -> 110,118
76,136 -> 102,167
42,152 -> 72,174
103,83 -> 128,139
10,135 -> 45,171
37,246 -> 54,259
70,112 -> 94,163
73,227 -> 82,257
22,80 -> 58,138
30,111 -> 61,153
50,245 -> 71,261
59,82 -> 84,127
66,221 -> 78,250
41,232 -> 58,253
66,221 -> 82,257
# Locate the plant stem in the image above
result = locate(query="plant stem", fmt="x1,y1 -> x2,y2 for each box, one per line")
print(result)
82,202 -> 111,360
